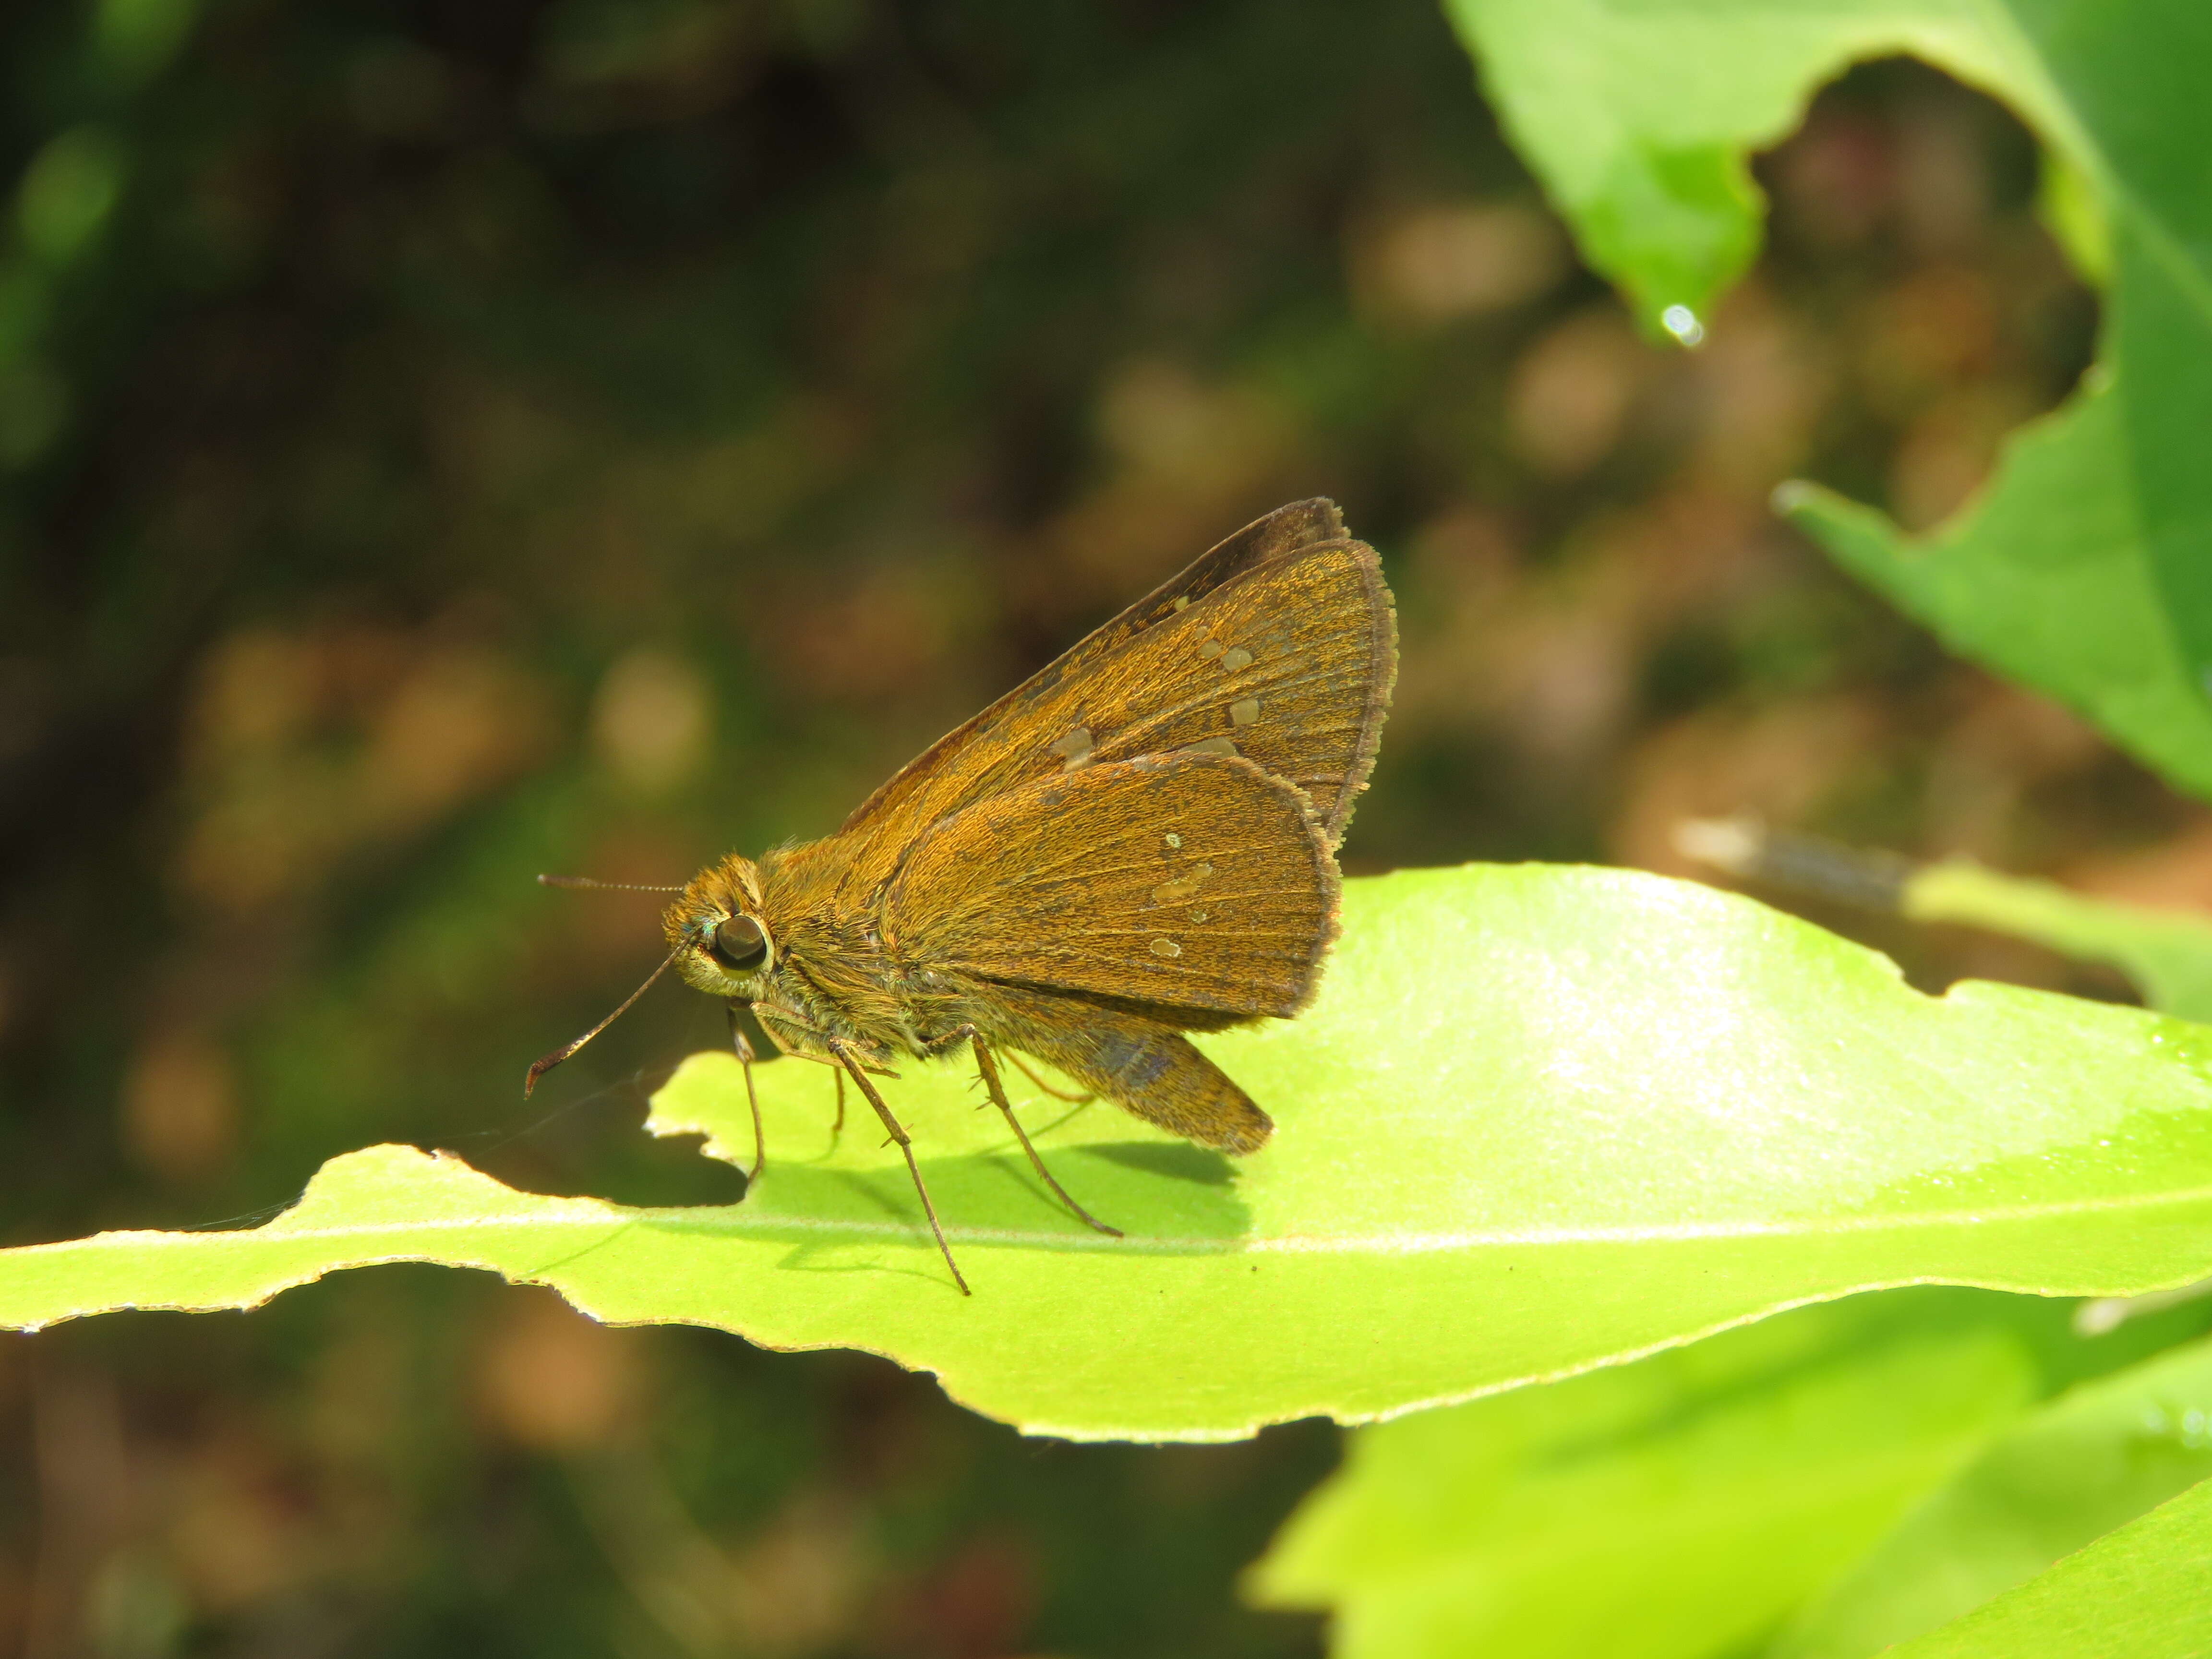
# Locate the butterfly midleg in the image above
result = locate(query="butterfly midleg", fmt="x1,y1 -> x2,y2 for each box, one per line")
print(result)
725,1004 -> 765,1182
922,1025 -> 1121,1238
826,1038 -> 970,1296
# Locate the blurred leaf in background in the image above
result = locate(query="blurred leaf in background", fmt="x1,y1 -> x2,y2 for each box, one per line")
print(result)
1779,1328 -> 2212,1657
1443,0 -> 2212,787
1250,1298 -> 2037,1659
1253,1289 -> 2212,1659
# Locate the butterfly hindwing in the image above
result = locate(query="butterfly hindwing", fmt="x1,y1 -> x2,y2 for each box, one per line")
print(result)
881,752 -> 1336,1019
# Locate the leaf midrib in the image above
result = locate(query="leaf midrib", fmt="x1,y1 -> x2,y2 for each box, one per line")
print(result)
20,1181 -> 2212,1264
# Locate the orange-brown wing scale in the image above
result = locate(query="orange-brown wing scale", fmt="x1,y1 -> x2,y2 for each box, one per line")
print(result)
827,501 -> 1394,903
881,752 -> 1336,1018
1066,541 -> 1393,842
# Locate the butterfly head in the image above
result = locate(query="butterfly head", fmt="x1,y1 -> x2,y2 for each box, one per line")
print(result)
664,852 -> 777,996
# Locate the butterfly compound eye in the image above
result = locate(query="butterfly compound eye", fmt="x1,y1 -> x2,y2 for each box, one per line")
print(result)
710,914 -> 768,969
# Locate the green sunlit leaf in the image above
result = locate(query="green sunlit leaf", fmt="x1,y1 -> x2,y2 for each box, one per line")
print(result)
1248,1299 -> 2035,1659
7,865 -> 2212,1439
1876,1475 -> 2212,1659
1781,1333 -> 2212,1657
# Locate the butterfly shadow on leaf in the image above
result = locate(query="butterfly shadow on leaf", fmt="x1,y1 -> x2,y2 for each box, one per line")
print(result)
835,1142 -> 1251,1244
647,1140 -> 1254,1275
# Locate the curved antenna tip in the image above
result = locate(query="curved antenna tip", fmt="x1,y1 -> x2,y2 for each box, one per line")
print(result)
520,947 -> 683,1096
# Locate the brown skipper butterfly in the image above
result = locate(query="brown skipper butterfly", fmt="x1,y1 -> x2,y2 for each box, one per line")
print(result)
531,500 -> 1395,1292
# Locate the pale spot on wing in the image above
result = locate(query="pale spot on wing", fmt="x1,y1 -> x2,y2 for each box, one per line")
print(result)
1049,725 -> 1094,771
1189,908 -> 1209,923
1165,832 -> 1182,848
1173,595 -> 1191,611
1221,646 -> 1253,672
1198,639 -> 1224,660
1151,862 -> 1214,904
1150,938 -> 1183,958
1181,735 -> 1238,757
1229,697 -> 1261,726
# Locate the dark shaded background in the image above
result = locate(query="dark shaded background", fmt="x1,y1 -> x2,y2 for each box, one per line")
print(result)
0,0 -> 2188,1654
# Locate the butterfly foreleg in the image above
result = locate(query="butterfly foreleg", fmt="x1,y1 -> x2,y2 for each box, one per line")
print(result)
920,1025 -> 1121,1239
725,1004 -> 764,1183
825,1038 -> 970,1296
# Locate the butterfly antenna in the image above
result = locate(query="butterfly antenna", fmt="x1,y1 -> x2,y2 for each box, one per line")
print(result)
524,947 -> 683,1096
539,873 -> 685,893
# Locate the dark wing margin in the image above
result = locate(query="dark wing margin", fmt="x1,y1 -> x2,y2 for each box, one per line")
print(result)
836,499 -> 1348,843
881,753 -> 1337,1020
1318,538 -> 1395,847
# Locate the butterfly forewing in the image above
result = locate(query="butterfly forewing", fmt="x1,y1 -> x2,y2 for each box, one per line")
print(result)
836,500 -> 1345,840
881,752 -> 1335,1018
830,522 -> 1392,907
